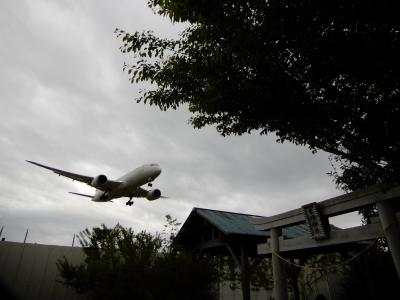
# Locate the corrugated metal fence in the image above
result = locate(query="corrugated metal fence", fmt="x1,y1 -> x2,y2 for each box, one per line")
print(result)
0,241 -> 84,300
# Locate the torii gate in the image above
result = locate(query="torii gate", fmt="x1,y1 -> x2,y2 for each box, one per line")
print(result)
252,183 -> 400,300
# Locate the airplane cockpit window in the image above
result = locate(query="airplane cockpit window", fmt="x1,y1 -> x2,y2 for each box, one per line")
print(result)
150,164 -> 158,167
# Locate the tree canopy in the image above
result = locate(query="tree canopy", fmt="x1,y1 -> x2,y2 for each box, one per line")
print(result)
116,0 -> 400,191
57,223 -> 218,300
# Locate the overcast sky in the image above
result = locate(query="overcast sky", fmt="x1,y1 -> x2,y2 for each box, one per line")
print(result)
0,0 -> 361,246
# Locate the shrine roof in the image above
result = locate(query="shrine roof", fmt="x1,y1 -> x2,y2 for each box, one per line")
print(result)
177,207 -> 309,239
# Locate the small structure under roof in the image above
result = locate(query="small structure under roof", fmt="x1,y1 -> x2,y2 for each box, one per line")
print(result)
174,207 -> 309,300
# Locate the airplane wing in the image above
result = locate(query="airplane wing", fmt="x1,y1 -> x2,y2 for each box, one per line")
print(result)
131,187 -> 149,198
69,192 -> 93,198
26,160 -> 123,191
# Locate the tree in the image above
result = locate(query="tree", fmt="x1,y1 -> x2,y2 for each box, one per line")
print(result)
57,223 -> 218,300
116,0 -> 400,191
340,250 -> 399,300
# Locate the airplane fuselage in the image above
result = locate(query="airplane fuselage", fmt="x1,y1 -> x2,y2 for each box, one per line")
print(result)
93,164 -> 162,202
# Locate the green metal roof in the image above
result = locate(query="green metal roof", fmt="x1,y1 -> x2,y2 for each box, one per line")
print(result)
195,208 -> 268,237
193,207 -> 308,238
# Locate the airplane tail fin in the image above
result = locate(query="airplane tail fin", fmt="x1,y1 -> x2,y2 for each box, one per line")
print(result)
69,192 -> 93,198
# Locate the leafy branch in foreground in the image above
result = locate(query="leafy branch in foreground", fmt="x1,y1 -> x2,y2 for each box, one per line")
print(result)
117,0 -> 400,192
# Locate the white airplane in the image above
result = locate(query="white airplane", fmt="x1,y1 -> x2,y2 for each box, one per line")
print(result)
26,160 -> 164,206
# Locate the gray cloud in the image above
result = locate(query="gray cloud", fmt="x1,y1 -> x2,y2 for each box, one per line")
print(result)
0,0 -> 361,245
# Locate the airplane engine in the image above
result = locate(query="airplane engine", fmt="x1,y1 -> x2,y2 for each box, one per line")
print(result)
146,189 -> 161,201
91,174 -> 108,188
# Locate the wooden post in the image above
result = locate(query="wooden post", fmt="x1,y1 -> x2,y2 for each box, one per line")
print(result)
226,244 -> 251,300
240,245 -> 251,300
271,228 -> 288,300
377,200 -> 400,278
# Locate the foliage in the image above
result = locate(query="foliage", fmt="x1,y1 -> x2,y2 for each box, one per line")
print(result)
288,253 -> 349,300
116,0 -> 400,191
249,258 -> 274,291
340,251 -> 400,300
286,251 -> 397,299
57,221 -> 217,300
212,255 -> 273,292
161,214 -> 181,250
213,256 -> 241,290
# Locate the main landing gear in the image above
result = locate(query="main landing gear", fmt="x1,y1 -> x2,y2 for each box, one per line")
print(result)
126,197 -> 134,206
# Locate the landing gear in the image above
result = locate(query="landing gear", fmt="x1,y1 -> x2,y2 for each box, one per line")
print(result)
126,197 -> 134,206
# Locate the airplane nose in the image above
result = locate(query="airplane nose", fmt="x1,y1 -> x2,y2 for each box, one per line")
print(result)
156,166 -> 162,176
149,164 -> 161,177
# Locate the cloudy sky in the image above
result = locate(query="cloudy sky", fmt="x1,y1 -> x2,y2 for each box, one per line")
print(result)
0,0 -> 361,246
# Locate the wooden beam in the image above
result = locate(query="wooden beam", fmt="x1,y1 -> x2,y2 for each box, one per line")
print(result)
377,201 -> 400,279
252,183 -> 400,230
193,238 -> 226,250
252,208 -> 305,230
226,243 -> 241,269
271,228 -> 288,300
257,222 -> 382,255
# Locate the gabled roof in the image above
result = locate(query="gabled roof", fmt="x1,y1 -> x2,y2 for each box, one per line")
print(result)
177,207 -> 309,241
195,208 -> 269,237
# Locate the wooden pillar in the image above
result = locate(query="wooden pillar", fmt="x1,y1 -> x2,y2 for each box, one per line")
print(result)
377,200 -> 400,279
226,244 -> 251,300
240,245 -> 251,300
271,228 -> 288,300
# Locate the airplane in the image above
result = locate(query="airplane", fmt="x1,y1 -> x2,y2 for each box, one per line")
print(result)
26,160 -> 164,206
